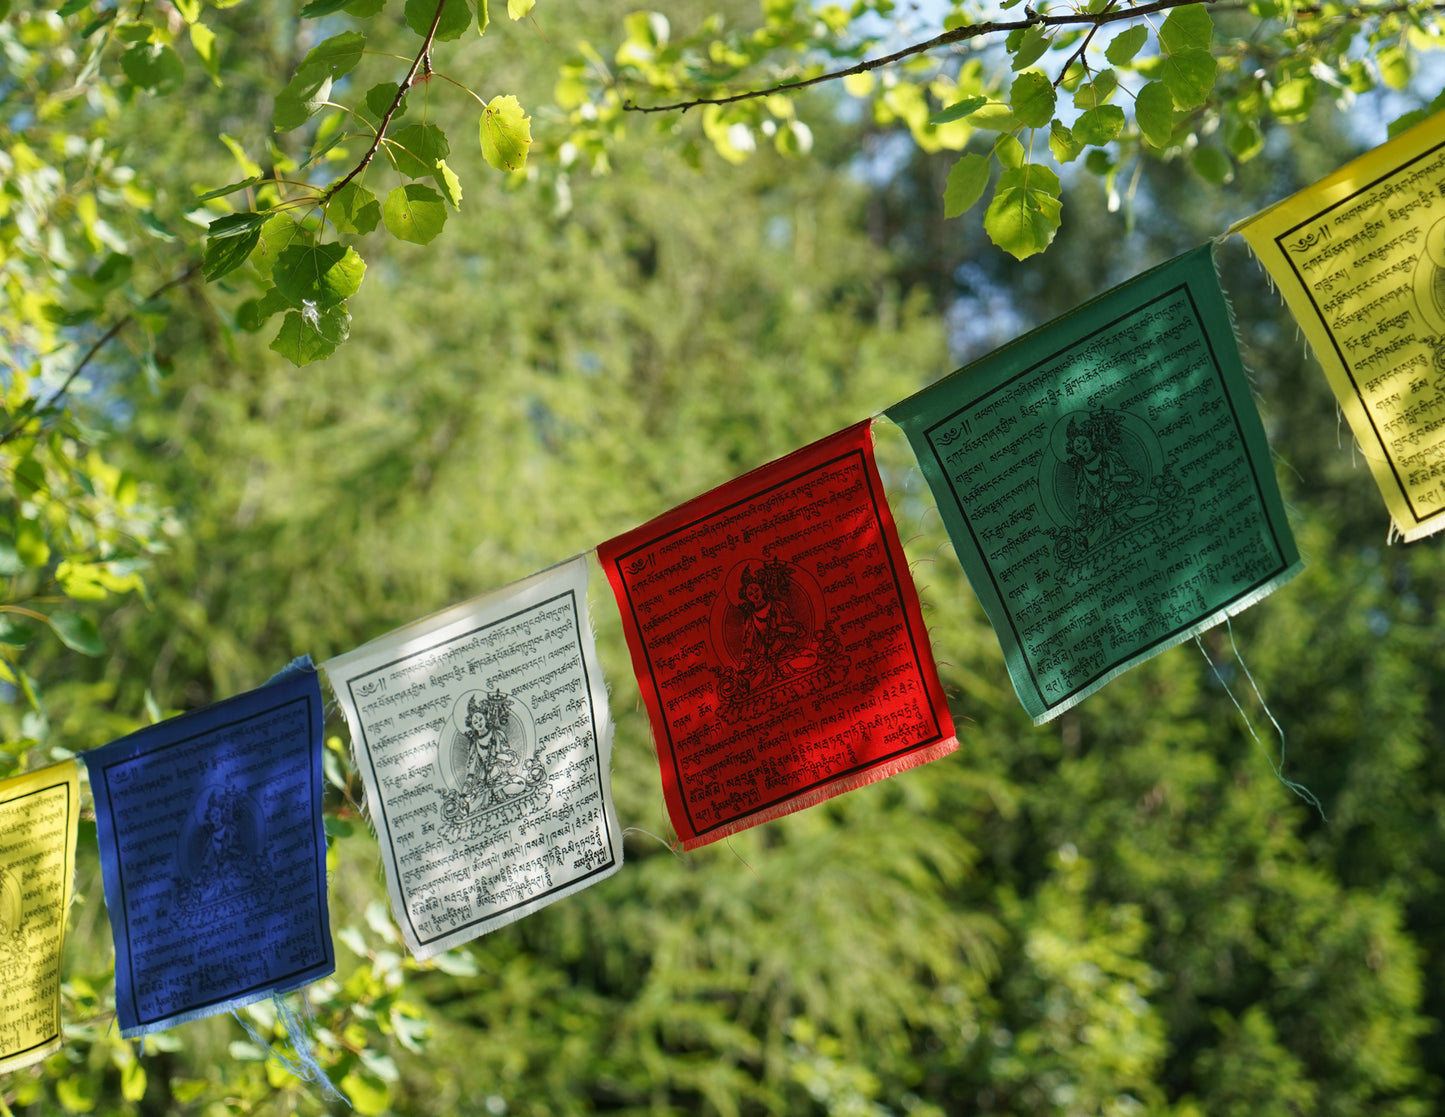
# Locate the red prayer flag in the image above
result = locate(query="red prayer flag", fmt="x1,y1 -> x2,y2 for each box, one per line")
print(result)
599,420 -> 957,849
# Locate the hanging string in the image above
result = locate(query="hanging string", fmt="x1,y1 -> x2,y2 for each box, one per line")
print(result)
1195,620 -> 1326,820
232,993 -> 345,1104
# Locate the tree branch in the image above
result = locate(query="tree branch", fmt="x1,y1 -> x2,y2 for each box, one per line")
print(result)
0,261 -> 202,448
323,0 -> 449,202
621,0 -> 1438,115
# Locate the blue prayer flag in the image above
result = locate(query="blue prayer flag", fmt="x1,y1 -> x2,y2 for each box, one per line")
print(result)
83,657 -> 333,1036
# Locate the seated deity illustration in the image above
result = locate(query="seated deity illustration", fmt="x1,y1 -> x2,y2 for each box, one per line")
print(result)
174,786 -> 268,912
0,864 -> 23,971
438,690 -> 549,840
1039,408 -> 1187,573
1413,216 -> 1445,381
711,557 -> 849,722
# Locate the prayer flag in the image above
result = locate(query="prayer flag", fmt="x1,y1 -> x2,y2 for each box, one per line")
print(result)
0,762 -> 78,1073
323,556 -> 622,960
888,246 -> 1301,723
83,658 -> 333,1037
597,420 -> 957,850
1237,110 -> 1445,540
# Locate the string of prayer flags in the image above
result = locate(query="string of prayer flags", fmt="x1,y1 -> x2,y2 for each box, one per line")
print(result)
597,419 -> 957,850
0,762 -> 78,1073
888,246 -> 1302,724
83,657 -> 333,1037
1237,110 -> 1445,541
322,556 -> 622,960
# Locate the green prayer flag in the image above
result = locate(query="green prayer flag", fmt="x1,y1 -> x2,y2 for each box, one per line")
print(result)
888,246 -> 1301,723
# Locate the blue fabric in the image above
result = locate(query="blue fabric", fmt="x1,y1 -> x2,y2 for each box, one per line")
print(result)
83,658 -> 334,1037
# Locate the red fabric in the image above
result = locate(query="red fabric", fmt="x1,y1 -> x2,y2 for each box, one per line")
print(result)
599,420 -> 957,849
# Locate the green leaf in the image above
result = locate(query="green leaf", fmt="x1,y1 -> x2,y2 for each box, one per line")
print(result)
1007,24 -> 1050,71
253,215 -> 308,280
194,176 -> 264,202
1159,4 -> 1213,52
508,0 -> 533,15
345,0 -> 386,14
329,182 -> 381,234
435,159 -> 463,209
1158,48 -> 1216,109
929,96 -> 987,126
208,211 -> 272,238
1192,145 -> 1232,184
14,520 -> 48,567
299,30 -> 367,79
1048,120 -> 1084,163
120,1061 -> 146,1103
275,32 -> 366,130
1104,25 -> 1148,66
983,163 -> 1062,260
274,72 -> 333,132
56,1075 -> 96,1113
1072,70 -> 1118,109
120,41 -> 185,93
994,134 -> 1025,168
202,226 -> 261,281
273,243 -> 366,308
1377,46 -> 1413,91
189,21 -> 220,83
405,0 -> 470,41
14,458 -> 46,499
383,184 -> 447,244
479,95 -> 532,171
966,103 -> 1018,132
478,0 -> 489,32
387,123 -> 451,177
299,0 -> 352,15
1009,71 -> 1055,129
49,613 -> 104,657
270,305 -> 351,366
236,287 -> 290,331
943,152 -> 990,218
1268,75 -> 1315,122
1135,81 -> 1175,147
341,1070 -> 392,1117
1224,116 -> 1264,161
365,82 -> 406,122
58,0 -> 90,16
1072,105 -> 1124,145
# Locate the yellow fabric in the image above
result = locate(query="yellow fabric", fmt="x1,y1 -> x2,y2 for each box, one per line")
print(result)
0,762 -> 79,1073
1238,112 -> 1445,541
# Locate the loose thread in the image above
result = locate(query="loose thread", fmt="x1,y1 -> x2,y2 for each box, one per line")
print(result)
725,835 -> 762,883
233,993 -> 346,1104
1196,626 -> 1326,820
621,826 -> 685,861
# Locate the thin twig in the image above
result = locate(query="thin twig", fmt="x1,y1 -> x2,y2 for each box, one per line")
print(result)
0,261 -> 201,448
323,0 -> 450,201
622,0 -> 1443,114
1053,0 -> 1119,89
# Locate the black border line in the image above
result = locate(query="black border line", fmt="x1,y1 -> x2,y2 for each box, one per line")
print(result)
609,447 -> 948,837
920,281 -> 1290,713
99,692 -> 328,1028
1272,139 -> 1445,525
342,589 -> 616,948
0,780 -> 72,1060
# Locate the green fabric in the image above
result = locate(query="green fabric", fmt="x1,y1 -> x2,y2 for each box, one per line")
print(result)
887,246 -> 1302,723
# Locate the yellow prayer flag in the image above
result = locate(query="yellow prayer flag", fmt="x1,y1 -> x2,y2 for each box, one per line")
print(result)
0,762 -> 79,1073
1238,111 -> 1445,541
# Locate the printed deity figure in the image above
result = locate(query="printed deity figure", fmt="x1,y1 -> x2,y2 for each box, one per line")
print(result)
736,563 -> 818,690
1063,411 -> 1158,546
463,692 -> 523,804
